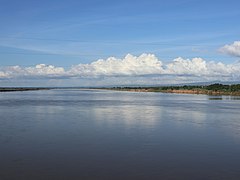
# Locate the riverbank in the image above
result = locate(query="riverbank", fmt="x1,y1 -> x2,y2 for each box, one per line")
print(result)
156,89 -> 240,96
0,87 -> 51,92
107,83 -> 240,96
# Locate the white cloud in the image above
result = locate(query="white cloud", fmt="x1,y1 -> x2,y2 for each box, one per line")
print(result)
219,41 -> 240,57
165,57 -> 208,75
2,64 -> 65,78
69,54 -> 163,76
165,57 -> 240,77
26,64 -> 65,76
0,71 -> 8,78
0,53 -> 240,85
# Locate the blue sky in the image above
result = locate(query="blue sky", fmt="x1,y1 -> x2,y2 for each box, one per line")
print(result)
0,0 -> 240,86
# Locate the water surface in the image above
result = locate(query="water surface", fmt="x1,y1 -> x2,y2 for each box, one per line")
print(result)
0,89 -> 240,179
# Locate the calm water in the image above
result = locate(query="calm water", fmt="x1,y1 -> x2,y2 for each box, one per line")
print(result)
0,89 -> 240,180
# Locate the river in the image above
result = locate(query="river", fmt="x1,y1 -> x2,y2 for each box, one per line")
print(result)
0,89 -> 240,179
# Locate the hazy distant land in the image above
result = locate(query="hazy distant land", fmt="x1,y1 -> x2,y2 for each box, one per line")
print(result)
0,87 -> 50,92
107,83 -> 240,96
1,83 -> 240,96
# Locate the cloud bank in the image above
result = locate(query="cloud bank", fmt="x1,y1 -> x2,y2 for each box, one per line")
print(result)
1,53 -> 240,84
219,41 -> 240,57
0,64 -> 65,78
69,54 -> 163,76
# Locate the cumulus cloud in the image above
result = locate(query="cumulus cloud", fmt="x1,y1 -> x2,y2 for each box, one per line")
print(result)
0,53 -> 240,84
69,54 -> 163,76
165,57 -> 208,75
1,64 -> 65,78
26,64 -> 65,76
219,41 -> 240,57
0,71 -> 7,78
165,57 -> 240,77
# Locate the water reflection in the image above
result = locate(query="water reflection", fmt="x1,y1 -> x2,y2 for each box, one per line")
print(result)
170,108 -> 207,128
92,106 -> 161,128
209,95 -> 240,100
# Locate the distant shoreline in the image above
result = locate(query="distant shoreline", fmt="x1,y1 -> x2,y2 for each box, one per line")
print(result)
1,83 -> 240,96
0,88 -> 51,92
105,83 -> 240,96
108,89 -> 240,96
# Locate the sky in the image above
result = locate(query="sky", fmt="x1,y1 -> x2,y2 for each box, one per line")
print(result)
0,0 -> 240,86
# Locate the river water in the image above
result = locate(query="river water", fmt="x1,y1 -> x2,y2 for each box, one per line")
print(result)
0,89 -> 240,179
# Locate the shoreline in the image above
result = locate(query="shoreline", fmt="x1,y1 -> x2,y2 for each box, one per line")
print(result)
155,89 -> 240,96
108,88 -> 240,96
1,83 -> 240,96
105,85 -> 240,96
0,88 -> 51,92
